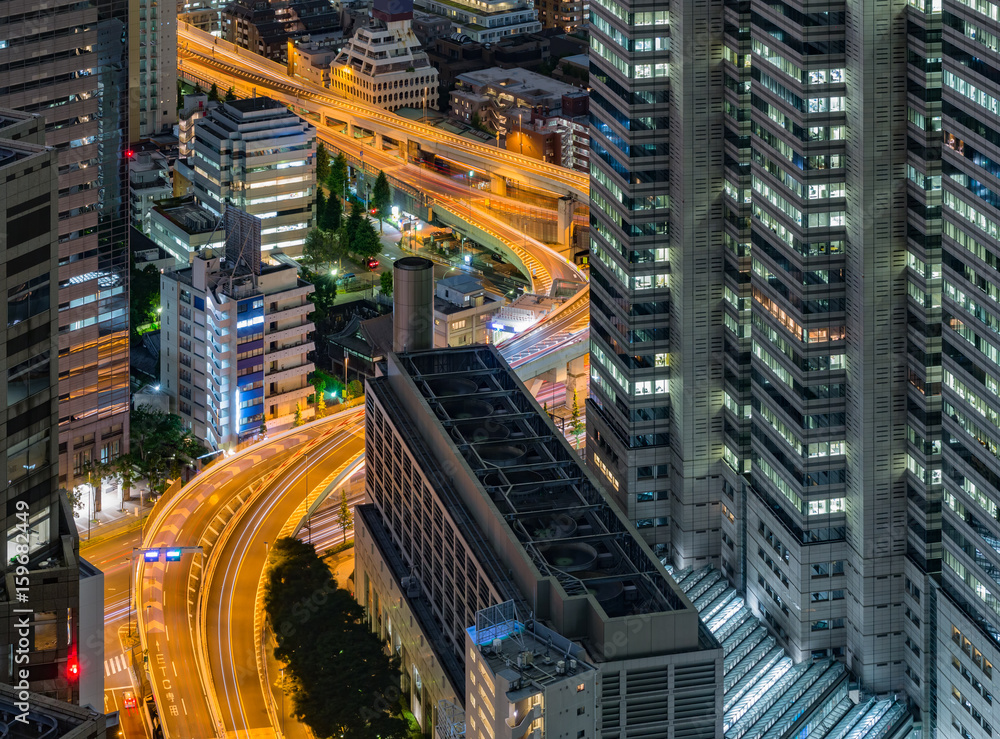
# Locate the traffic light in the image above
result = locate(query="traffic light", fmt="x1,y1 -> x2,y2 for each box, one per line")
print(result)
125,149 -> 134,159
67,656 -> 79,683
143,549 -> 160,562
165,549 -> 182,562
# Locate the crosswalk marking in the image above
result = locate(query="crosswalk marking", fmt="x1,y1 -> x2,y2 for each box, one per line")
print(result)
104,654 -> 128,677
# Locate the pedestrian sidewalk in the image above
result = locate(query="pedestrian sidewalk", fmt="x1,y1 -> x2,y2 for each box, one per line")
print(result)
75,481 -> 156,544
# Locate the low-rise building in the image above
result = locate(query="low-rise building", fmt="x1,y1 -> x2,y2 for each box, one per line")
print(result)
330,0 -> 440,112
173,97 -> 317,258
160,248 -> 315,449
129,150 -> 173,233
536,0 -> 587,33
411,10 -> 452,45
178,94 -> 219,159
223,0 -> 289,59
288,34 -> 344,88
0,683 -> 110,737
415,0 -> 541,43
433,274 -> 499,346
149,196 -> 226,265
450,68 -> 588,170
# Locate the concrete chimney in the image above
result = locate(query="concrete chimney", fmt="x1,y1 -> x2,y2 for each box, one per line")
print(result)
393,257 -> 434,352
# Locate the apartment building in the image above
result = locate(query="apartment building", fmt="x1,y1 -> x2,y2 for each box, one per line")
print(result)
129,150 -> 173,234
173,97 -> 316,257
0,110 -> 84,703
130,0 -> 178,139
330,0 -> 440,113
535,0 -> 586,33
587,0 -> 1000,733
159,246 -> 314,449
0,0 -> 131,489
149,196 -> 225,265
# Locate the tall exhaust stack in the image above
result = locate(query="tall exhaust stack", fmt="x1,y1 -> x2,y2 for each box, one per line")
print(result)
393,257 -> 434,352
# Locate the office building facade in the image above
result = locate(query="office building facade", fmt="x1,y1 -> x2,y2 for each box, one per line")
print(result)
0,111 -> 84,702
0,0 -> 131,490
587,0 -> 1000,732
131,0 -> 179,139
173,97 -> 317,258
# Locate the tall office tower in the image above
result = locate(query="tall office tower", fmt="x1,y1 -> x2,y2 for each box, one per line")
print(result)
173,97 -> 317,257
0,0 -> 131,490
586,0 -> 962,725
907,0 -> 1000,736
0,110 -> 82,702
131,0 -> 179,139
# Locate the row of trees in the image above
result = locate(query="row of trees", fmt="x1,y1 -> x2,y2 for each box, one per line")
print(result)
315,144 -> 393,231
73,406 -> 208,514
264,538 -> 408,739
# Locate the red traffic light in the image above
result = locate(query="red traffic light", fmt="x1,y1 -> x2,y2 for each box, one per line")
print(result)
67,658 -> 79,680
125,149 -> 134,158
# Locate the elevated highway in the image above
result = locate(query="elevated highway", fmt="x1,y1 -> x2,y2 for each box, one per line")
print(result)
177,23 -> 588,200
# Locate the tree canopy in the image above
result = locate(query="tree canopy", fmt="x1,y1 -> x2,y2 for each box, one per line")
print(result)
208,82 -> 220,102
303,227 -> 341,274
328,152 -> 349,201
316,143 -> 330,185
225,86 -> 237,101
264,538 -> 408,739
130,406 -> 208,494
379,269 -> 393,297
353,216 -> 381,260
370,171 -> 392,233
130,263 -> 161,338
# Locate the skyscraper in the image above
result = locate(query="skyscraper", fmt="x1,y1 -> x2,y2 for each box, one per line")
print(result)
0,109 -> 83,702
587,0 -> 1000,730
0,0 -> 131,491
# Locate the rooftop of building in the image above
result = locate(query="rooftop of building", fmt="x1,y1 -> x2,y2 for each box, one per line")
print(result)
467,609 -> 594,696
455,66 -> 580,99
226,96 -> 287,114
153,197 -> 220,235
0,683 -> 107,738
380,347 -> 716,660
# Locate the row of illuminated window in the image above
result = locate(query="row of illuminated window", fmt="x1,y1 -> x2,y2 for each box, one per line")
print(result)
945,279 -> 1000,339
945,70 -> 1000,118
753,288 -> 846,343
590,13 -> 669,52
909,279 -> 938,309
949,315 -> 1000,379
945,221 -> 1000,280
943,190 -> 1000,239
724,390 -> 749,419
753,455 -> 845,516
907,251 -> 940,280
724,444 -> 740,473
945,549 -> 1000,624
753,313 -> 846,371
634,379 -> 668,396
593,451 -> 620,492
590,365 -> 617,406
590,0 -> 668,26
757,400 -> 804,454
246,175 -> 307,189
66,306 -> 126,333
246,190 -> 310,206
908,106 -> 942,132
753,176 -> 847,226
590,340 -> 630,394
752,40 -> 844,86
952,0 -> 999,22
753,340 -> 793,389
246,159 -> 307,174
591,162 -> 624,205
946,400 -> 1000,462
945,368 -> 1000,433
908,164 -> 942,191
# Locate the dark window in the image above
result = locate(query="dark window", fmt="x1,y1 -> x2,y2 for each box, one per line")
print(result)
7,205 -> 50,248
6,244 -> 49,275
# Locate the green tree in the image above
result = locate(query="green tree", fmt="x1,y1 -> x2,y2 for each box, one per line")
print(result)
194,82 -> 203,95
315,393 -> 327,419
328,152 -> 349,203
320,189 -> 341,231
370,171 -> 392,233
339,200 -> 365,256
379,269 -> 393,297
293,402 -> 304,427
80,459 -> 111,514
304,227 -> 341,275
570,389 -> 584,442
315,187 -> 327,228
264,538 -> 407,739
305,270 -> 338,331
177,80 -> 185,110
208,82 -> 220,102
316,143 -> 330,185
109,452 -> 141,506
345,379 -> 364,400
130,263 -> 161,338
336,489 -> 353,542
131,406 -> 208,495
353,216 -> 381,260
225,86 -> 237,101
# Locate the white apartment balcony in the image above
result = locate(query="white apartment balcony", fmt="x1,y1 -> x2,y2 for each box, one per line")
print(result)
266,323 -> 311,345
266,340 -> 315,363
267,303 -> 312,323
266,385 -> 313,408
266,360 -> 314,385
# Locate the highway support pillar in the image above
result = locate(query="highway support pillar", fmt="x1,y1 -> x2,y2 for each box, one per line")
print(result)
557,195 -> 575,250
374,133 -> 384,149
490,174 -> 507,196
564,354 -> 586,407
